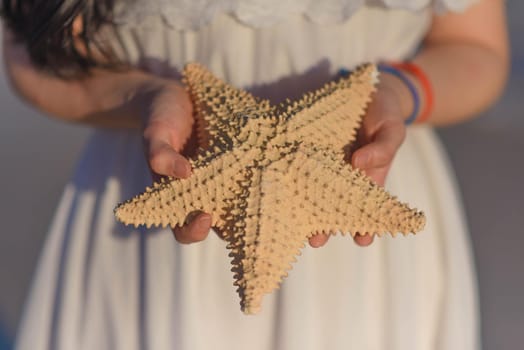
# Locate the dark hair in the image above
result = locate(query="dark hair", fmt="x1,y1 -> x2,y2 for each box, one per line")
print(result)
1,0 -> 121,77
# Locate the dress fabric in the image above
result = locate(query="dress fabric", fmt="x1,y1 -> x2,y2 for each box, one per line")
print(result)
16,1 -> 480,350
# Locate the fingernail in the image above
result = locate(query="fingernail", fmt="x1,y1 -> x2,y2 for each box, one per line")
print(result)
173,159 -> 190,178
197,215 -> 212,229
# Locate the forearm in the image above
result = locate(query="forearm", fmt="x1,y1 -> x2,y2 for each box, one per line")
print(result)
3,30 -> 164,129
411,42 -> 509,126
380,43 -> 509,127
381,0 -> 509,126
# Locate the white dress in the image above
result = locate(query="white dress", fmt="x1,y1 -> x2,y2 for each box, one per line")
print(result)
16,1 -> 480,349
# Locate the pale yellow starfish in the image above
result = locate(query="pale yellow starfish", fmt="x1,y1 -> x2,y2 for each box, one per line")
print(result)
114,63 -> 426,314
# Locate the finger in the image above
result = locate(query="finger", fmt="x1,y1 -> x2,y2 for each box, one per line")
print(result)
146,86 -> 194,151
353,233 -> 374,247
309,233 -> 330,248
172,213 -> 212,244
147,139 -> 191,178
352,121 -> 405,171
142,89 -> 194,178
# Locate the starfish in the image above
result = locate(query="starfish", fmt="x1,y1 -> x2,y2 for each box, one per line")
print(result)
114,63 -> 426,314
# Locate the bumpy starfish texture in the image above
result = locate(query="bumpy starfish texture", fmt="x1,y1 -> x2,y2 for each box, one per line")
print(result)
114,63 -> 426,314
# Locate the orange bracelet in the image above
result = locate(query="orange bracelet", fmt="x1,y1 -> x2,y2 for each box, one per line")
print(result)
390,62 -> 434,123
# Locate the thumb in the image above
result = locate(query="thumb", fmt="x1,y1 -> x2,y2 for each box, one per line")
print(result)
142,85 -> 195,179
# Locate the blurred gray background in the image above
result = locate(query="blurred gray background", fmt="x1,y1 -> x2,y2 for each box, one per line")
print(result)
1,3 -> 523,350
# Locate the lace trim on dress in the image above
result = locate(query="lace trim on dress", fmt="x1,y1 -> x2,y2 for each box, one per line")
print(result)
113,0 -> 479,30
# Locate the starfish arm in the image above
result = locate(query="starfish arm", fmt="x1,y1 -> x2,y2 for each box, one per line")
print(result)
291,146 -> 426,236
282,64 -> 377,153
114,149 -> 256,229
231,147 -> 308,315
183,63 -> 275,149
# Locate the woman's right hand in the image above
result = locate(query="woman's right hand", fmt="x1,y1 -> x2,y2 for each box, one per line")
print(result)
4,30 -> 212,242
138,79 -> 213,244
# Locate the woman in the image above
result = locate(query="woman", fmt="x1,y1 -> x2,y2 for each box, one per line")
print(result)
2,0 -> 508,349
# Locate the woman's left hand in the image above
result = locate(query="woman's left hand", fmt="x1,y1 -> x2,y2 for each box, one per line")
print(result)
309,72 -> 409,248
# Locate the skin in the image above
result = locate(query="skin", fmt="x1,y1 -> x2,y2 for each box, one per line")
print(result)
2,0 -> 509,247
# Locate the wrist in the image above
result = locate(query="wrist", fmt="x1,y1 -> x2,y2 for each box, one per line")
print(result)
79,68 -> 169,128
378,62 -> 434,125
377,70 -> 416,123
124,73 -> 171,128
